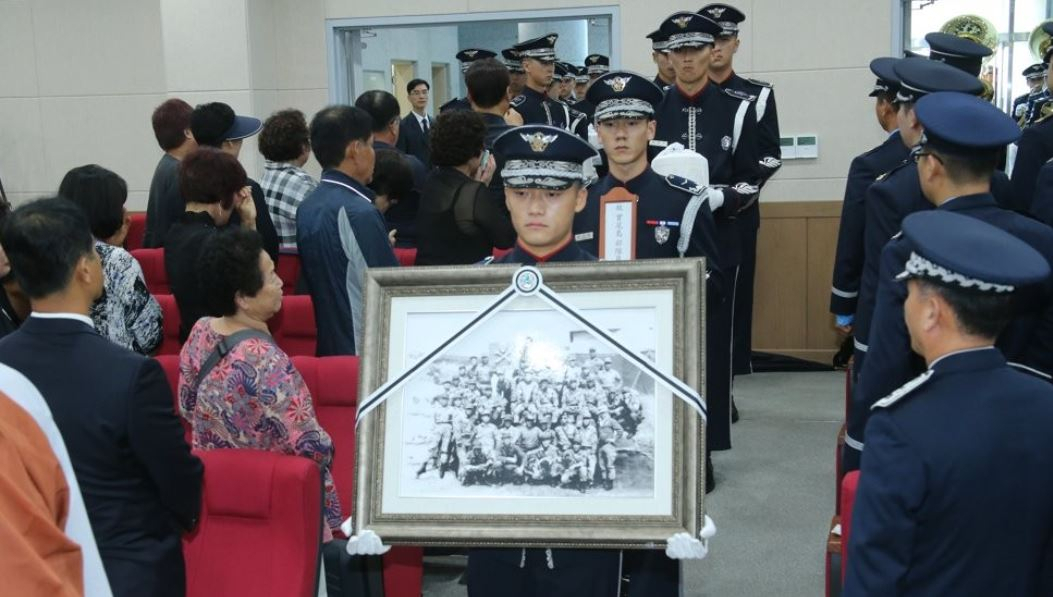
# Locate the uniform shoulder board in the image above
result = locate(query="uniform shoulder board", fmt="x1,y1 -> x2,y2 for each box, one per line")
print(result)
510,95 -> 526,108
723,88 -> 756,102
745,77 -> 772,89
875,159 -> 910,182
664,174 -> 705,196
891,230 -> 903,240
871,370 -> 934,410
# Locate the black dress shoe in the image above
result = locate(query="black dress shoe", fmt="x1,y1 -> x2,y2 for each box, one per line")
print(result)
705,454 -> 716,494
731,398 -> 740,424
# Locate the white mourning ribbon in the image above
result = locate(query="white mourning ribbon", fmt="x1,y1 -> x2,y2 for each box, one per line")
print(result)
356,266 -> 707,424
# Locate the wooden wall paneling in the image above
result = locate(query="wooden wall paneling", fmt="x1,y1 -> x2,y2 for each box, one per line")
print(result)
751,216 -> 808,354
806,216 -> 842,363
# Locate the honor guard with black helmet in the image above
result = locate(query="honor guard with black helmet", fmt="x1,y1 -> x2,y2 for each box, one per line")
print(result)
701,2 -> 781,379
853,93 -> 1053,481
829,57 -> 912,335
466,126 -> 623,595
501,47 -> 527,96
646,29 -> 675,88
509,34 -> 569,128
846,58 -> 1008,472
844,210 -> 1053,596
441,48 -> 497,114
1011,22 -> 1053,211
571,54 -> 610,118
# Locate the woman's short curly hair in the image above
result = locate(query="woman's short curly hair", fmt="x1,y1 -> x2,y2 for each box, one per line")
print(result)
259,109 -> 310,163
429,110 -> 487,168
197,227 -> 265,317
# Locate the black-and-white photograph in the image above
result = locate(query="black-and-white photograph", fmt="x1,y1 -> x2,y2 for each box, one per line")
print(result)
398,307 -> 657,499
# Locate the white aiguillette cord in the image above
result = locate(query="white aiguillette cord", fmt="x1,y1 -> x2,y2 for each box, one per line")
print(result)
355,266 -> 707,424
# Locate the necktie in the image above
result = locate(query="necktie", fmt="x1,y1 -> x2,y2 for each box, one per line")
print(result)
421,117 -> 429,136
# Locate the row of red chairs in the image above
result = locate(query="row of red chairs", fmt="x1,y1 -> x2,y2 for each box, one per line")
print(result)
158,355 -> 423,597
825,371 -> 862,597
152,294 -> 318,357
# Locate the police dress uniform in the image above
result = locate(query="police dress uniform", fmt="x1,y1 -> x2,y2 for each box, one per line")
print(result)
703,3 -> 782,375
829,58 -> 911,323
467,125 -> 621,597
851,94 -> 1053,469
844,59 -> 988,467
844,210 -> 1053,597
645,29 -> 674,89
509,34 -> 570,130
1012,63 -> 1047,121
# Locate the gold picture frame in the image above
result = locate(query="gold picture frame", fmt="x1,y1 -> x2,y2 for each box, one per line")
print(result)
353,258 -> 706,549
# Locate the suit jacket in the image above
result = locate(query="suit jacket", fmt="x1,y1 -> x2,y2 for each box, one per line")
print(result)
374,140 -> 427,246
396,112 -> 432,169
0,316 -> 202,597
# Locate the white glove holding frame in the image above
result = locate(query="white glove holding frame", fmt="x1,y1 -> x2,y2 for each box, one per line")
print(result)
340,518 -> 392,556
665,515 -> 717,560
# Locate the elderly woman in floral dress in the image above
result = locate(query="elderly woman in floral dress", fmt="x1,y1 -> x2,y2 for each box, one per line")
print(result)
176,227 -> 341,539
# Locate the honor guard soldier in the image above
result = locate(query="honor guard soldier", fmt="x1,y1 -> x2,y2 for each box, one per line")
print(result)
467,124 -> 622,597
653,10 -> 763,445
852,93 -> 1053,471
442,48 -> 498,114
646,29 -> 675,88
570,70 -> 721,596
844,210 -> 1053,597
1013,63 -> 1048,122
1011,23 -> 1053,211
571,54 -> 611,118
702,2 -> 782,379
502,47 -> 527,97
510,34 -> 569,129
1023,23 -> 1053,129
556,62 -> 577,104
830,58 -> 912,339
847,58 -> 987,466
923,31 -> 991,77
573,66 -> 590,104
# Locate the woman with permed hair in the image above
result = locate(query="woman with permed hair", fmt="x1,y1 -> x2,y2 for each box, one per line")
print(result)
415,110 -> 515,265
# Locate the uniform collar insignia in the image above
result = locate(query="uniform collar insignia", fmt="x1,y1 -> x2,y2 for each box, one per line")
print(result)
872,370 -> 934,410
604,76 -> 631,92
672,15 -> 692,29
522,131 -> 559,152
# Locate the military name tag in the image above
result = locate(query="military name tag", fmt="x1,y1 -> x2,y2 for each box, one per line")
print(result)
599,187 -> 638,261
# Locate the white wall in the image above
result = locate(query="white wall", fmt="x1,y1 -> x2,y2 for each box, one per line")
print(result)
0,0 -> 895,210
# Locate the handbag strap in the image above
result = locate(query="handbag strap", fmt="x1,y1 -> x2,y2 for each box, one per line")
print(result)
194,328 -> 273,390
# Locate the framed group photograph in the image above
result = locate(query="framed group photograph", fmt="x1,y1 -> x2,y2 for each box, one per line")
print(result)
353,258 -> 707,549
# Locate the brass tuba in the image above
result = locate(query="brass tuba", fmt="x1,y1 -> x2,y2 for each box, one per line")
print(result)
1030,20 -> 1053,62
941,15 -> 998,101
941,14 -> 999,52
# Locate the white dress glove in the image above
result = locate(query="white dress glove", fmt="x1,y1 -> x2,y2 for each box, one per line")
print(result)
665,515 -> 717,560
704,187 -> 725,211
340,518 -> 391,556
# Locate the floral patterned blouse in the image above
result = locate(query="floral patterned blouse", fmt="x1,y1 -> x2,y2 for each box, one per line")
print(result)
177,318 -> 342,539
91,241 -> 162,354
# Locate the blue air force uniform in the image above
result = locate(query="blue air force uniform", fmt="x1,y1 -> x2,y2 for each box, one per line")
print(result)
849,94 -> 1053,473
467,125 -> 621,597
844,60 -> 987,464
845,210 -> 1053,596
829,58 -> 911,320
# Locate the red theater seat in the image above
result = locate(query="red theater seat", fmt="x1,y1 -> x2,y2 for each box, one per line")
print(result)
292,356 -> 423,597
840,471 -> 860,585
394,247 -> 416,266
183,449 -> 322,597
155,294 -> 181,356
269,295 -> 317,357
277,252 -> 302,295
125,213 -> 146,252
154,354 -> 191,444
131,248 -> 169,294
